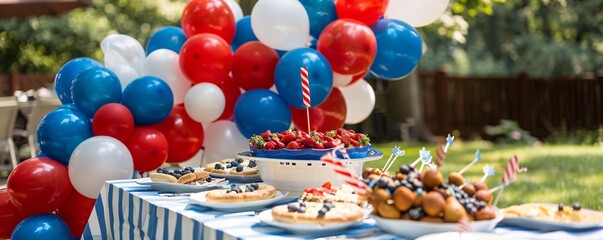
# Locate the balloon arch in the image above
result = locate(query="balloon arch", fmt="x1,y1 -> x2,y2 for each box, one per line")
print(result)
0,0 -> 448,238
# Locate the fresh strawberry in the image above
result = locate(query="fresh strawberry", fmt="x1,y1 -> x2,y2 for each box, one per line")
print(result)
260,130 -> 272,139
324,136 -> 334,142
323,141 -> 336,148
347,129 -> 356,134
314,142 -> 325,149
351,139 -> 361,147
322,181 -> 332,189
336,128 -> 346,136
341,132 -> 352,145
276,133 -> 284,139
250,136 -> 266,149
359,135 -> 370,146
272,139 -> 286,149
264,141 -> 276,149
312,131 -> 325,140
280,131 -> 296,144
325,130 -> 337,137
286,141 -> 300,149
301,137 -> 317,148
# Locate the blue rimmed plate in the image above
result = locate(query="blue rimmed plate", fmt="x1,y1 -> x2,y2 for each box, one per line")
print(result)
248,144 -> 375,160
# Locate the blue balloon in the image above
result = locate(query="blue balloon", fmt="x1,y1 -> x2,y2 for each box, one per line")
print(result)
369,19 -> 423,80
231,16 -> 258,52
299,0 -> 337,39
121,76 -> 173,125
11,214 -> 72,240
36,151 -> 47,158
71,67 -> 122,118
37,107 -> 93,165
55,58 -> 102,104
274,48 -> 333,109
146,26 -> 187,55
234,90 -> 291,138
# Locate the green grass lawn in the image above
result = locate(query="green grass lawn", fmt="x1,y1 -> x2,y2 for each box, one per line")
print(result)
367,141 -> 603,210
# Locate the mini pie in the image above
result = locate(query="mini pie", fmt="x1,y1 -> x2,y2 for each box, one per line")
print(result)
205,183 -> 276,203
272,201 -> 365,225
150,167 -> 209,184
204,158 -> 259,175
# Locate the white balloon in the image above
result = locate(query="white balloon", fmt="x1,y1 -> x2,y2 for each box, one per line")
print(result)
110,64 -> 139,89
338,79 -> 376,124
143,49 -> 192,105
100,34 -> 146,75
184,83 -> 226,123
333,72 -> 353,87
68,136 -> 133,198
178,148 -> 204,168
251,0 -> 310,50
224,0 -> 243,23
203,120 -> 249,164
385,0 -> 450,27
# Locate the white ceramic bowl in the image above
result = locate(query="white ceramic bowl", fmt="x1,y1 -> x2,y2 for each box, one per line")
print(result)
238,150 -> 382,194
372,210 -> 504,239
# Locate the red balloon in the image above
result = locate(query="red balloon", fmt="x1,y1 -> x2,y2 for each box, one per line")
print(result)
335,0 -> 389,26
92,103 -> 135,143
350,70 -> 367,85
180,33 -> 233,84
126,126 -> 169,172
181,0 -> 236,42
7,157 -> 72,215
291,88 -> 346,132
0,189 -> 28,239
317,19 -> 377,75
152,105 -> 205,163
56,191 -> 96,238
214,75 -> 241,121
232,41 -> 280,90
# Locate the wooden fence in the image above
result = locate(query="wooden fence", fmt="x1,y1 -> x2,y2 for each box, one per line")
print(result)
419,69 -> 603,138
0,70 -> 54,96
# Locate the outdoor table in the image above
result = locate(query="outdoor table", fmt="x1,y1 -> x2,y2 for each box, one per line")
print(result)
84,180 -> 603,240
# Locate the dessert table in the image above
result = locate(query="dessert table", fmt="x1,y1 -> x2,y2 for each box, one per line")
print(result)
83,180 -> 603,240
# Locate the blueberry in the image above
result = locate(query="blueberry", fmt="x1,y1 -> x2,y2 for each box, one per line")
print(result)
299,201 -> 306,207
318,208 -> 328,218
230,161 -> 239,167
408,165 -> 416,172
174,169 -> 182,174
236,157 -> 244,163
387,182 -> 399,192
468,208 -> 477,216
287,203 -> 299,212
408,207 -> 424,220
248,160 -> 257,168
250,183 -> 259,190
186,167 -> 195,173
476,201 -> 486,210
226,164 -> 231,169
299,206 -> 306,213
205,177 -> 213,182
168,172 -> 177,177
377,177 -> 389,188
174,174 -> 182,179
236,165 -> 244,172
558,203 -> 564,211
399,165 -> 410,174
323,202 -> 334,210
232,186 -> 242,193
413,181 -> 423,189
573,203 -> 581,211
156,168 -> 164,173
214,163 -> 223,169
455,193 -> 463,199
402,181 -> 414,191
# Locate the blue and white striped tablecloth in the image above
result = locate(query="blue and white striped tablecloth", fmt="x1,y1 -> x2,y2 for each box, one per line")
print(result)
83,180 -> 603,240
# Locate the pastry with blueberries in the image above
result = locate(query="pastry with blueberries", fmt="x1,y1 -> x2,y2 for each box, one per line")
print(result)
271,201 -> 365,225
204,158 -> 259,175
204,183 -> 276,203
150,167 -> 209,184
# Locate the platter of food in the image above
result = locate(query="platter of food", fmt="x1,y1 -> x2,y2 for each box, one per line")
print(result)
136,167 -> 228,193
204,157 -> 262,183
189,183 -> 289,212
501,203 -> 603,231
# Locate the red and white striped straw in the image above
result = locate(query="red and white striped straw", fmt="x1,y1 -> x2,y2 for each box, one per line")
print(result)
502,155 -> 527,185
301,66 -> 311,133
321,152 -> 368,195
331,141 -> 350,159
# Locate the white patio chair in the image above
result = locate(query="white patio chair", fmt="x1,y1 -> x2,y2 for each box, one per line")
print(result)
13,96 -> 62,158
0,96 -> 19,170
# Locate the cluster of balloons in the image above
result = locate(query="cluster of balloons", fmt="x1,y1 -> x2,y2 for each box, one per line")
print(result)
1,0 -> 449,238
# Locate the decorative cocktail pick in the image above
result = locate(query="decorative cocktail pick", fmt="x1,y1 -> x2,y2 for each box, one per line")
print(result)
491,155 -> 528,206
444,134 -> 455,153
458,149 -> 481,175
382,146 -> 400,170
383,147 -> 405,172
411,147 -> 432,172
480,165 -> 496,182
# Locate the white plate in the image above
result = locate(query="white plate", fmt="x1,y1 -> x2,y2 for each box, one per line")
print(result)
416,232 -> 508,240
189,191 -> 289,212
135,178 -> 228,193
372,210 -> 503,239
256,209 -> 362,235
208,172 -> 262,183
501,203 -> 603,231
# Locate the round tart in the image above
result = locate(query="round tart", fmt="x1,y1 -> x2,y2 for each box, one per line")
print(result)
150,167 -> 208,184
205,183 -> 276,203
205,158 -> 259,175
271,202 -> 365,225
